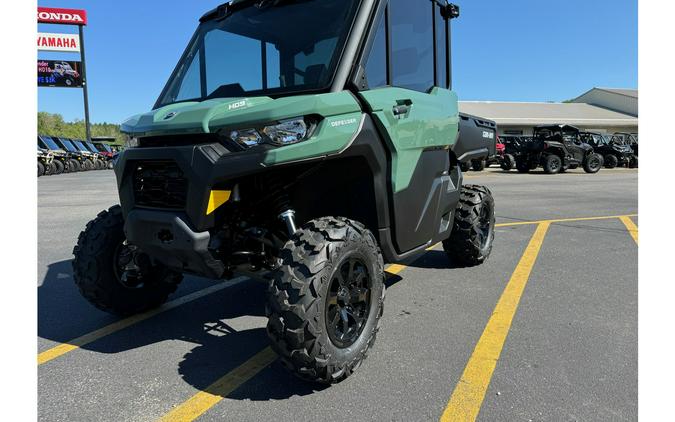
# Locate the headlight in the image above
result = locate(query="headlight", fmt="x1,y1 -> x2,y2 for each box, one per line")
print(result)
125,136 -> 139,149
227,117 -> 312,149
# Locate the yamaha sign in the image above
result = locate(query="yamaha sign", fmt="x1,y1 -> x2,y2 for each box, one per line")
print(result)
37,7 -> 87,26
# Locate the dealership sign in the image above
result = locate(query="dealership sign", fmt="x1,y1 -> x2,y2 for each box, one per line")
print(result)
37,7 -> 87,25
38,32 -> 80,52
38,60 -> 83,88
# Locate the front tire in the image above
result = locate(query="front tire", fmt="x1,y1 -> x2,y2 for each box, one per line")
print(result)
460,161 -> 471,172
604,154 -> 619,169
443,185 -> 495,267
38,162 -> 45,177
266,217 -> 385,384
72,205 -> 182,316
516,159 -> 530,173
629,156 -> 638,168
583,153 -> 603,174
53,160 -> 64,175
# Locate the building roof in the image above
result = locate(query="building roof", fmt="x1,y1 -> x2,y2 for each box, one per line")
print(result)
596,88 -> 638,98
458,101 -> 638,127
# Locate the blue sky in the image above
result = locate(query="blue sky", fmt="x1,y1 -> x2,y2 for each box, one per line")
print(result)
38,0 -> 637,123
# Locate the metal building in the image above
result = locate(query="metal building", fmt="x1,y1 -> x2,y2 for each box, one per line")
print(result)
459,88 -> 638,136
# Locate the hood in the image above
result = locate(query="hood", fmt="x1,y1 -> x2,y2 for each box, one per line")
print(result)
121,92 -> 361,138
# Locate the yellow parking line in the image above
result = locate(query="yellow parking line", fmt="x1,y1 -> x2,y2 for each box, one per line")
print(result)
158,347 -> 277,422
619,216 -> 639,245
496,213 -> 637,228
38,280 -> 244,365
440,222 -> 550,422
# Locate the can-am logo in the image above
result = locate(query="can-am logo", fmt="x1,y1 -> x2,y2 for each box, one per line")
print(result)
37,7 -> 87,26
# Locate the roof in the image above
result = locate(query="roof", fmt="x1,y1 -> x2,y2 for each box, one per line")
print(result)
596,88 -> 638,98
458,101 -> 638,127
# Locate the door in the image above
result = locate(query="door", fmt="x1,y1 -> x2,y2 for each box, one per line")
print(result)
357,0 -> 460,253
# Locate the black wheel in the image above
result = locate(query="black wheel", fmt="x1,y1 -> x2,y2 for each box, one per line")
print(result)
516,159 -> 530,173
583,153 -> 603,174
69,159 -> 81,172
460,161 -> 471,172
44,162 -> 55,175
72,205 -> 183,316
629,156 -> 638,168
53,159 -> 64,175
500,154 -> 515,171
107,161 -> 114,170
266,217 -> 385,384
443,185 -> 495,267
84,159 -> 94,171
542,154 -> 562,174
471,159 -> 486,172
38,162 -> 45,177
604,154 -> 619,169
96,160 -> 105,170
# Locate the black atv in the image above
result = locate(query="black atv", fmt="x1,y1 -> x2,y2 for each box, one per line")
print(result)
71,0 -> 496,384
580,132 -> 635,169
610,133 -> 638,168
500,135 -> 533,171
37,136 -> 77,174
514,125 -> 604,174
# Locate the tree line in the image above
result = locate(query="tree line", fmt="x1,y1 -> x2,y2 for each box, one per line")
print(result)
38,112 -> 125,144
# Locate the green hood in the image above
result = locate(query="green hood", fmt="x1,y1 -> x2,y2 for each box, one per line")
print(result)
121,92 -> 361,137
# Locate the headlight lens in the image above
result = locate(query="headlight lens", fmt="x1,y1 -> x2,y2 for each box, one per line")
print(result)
227,117 -> 311,149
125,136 -> 139,149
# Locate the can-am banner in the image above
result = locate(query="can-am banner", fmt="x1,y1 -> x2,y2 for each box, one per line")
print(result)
38,32 -> 80,52
38,60 -> 83,88
37,7 -> 87,25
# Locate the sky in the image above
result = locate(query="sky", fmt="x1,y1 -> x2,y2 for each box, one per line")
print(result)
37,0 -> 638,124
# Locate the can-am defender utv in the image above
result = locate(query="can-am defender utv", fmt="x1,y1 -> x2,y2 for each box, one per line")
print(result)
515,125 -> 604,174
73,0 -> 496,384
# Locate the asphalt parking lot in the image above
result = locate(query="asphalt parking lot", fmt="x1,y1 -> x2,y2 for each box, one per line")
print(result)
38,167 -> 638,422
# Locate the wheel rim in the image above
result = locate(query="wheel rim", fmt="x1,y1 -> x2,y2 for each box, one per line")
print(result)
477,201 -> 493,249
325,256 -> 372,348
550,158 -> 560,172
112,241 -> 148,289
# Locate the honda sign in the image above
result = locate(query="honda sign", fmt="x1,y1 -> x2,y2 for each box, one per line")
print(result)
37,7 -> 87,26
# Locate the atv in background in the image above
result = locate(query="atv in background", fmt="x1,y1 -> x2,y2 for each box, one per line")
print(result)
610,133 -> 639,167
580,132 -> 635,169
500,135 -> 532,171
488,136 -> 515,170
457,113 -> 498,172
51,137 -> 93,171
37,135 -> 76,174
83,140 -> 114,169
38,146 -> 55,177
515,125 -> 604,174
72,0 -> 496,384
72,139 -> 107,170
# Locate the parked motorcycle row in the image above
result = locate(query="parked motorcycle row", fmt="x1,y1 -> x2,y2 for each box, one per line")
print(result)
468,125 -> 638,175
38,135 -> 116,176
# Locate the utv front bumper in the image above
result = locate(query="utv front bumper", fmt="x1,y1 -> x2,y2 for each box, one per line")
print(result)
124,209 -> 225,279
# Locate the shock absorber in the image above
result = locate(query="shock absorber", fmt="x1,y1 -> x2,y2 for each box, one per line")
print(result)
267,177 -> 298,236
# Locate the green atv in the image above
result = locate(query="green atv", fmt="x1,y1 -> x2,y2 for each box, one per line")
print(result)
73,0 -> 495,384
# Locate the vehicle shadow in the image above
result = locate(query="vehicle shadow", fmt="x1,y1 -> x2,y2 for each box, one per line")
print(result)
38,259 -> 328,400
404,250 -> 465,270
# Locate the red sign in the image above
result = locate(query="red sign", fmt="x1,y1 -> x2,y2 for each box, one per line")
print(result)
37,7 -> 87,26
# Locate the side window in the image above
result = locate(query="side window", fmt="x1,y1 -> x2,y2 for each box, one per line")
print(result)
175,53 -> 201,101
390,0 -> 434,92
435,5 -> 447,88
365,12 -> 387,89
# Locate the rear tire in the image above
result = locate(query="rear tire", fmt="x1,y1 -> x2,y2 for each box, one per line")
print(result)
471,159 -> 486,172
500,154 -> 515,171
604,154 -> 618,169
443,185 -> 495,267
72,205 -> 182,316
266,217 -> 385,384
542,154 -> 562,174
460,162 -> 471,172
583,153 -> 603,174
629,156 -> 638,168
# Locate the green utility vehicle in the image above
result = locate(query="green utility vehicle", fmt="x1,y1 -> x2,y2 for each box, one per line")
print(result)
73,0 -> 496,383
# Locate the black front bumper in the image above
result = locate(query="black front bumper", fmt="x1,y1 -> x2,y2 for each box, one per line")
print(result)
124,209 -> 226,279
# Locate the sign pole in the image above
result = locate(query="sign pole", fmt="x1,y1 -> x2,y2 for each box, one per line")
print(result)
78,24 -> 91,142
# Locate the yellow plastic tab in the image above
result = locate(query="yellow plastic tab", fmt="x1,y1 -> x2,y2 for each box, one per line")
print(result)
206,190 -> 231,215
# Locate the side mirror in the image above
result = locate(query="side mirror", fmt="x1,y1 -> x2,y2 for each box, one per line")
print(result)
441,3 -> 460,20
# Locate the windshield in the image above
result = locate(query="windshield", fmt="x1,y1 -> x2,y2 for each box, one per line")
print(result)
39,136 -> 60,150
156,0 -> 360,107
85,142 -> 100,153
73,140 -> 90,152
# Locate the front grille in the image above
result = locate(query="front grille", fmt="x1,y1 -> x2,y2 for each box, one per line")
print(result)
132,161 -> 187,209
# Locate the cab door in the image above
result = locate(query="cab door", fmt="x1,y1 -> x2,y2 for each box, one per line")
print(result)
356,0 -> 460,254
